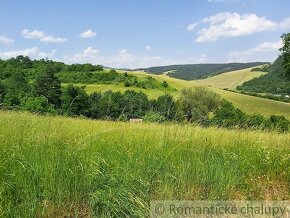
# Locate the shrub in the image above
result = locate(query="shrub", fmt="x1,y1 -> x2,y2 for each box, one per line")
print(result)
21,96 -> 55,113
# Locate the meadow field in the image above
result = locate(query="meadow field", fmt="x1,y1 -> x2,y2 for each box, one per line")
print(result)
196,67 -> 267,89
0,111 -> 289,217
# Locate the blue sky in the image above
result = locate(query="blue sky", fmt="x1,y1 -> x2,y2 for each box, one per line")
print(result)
0,0 -> 290,68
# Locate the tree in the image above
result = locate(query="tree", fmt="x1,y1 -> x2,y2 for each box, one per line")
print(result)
88,92 -> 102,118
122,90 -> 149,118
155,94 -> 176,120
176,87 -> 221,122
15,55 -> 33,68
97,90 -> 124,119
280,33 -> 290,79
34,67 -> 62,107
61,85 -> 90,116
211,100 -> 246,128
2,71 -> 31,108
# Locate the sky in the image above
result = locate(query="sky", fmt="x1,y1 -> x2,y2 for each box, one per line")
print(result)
0,0 -> 290,68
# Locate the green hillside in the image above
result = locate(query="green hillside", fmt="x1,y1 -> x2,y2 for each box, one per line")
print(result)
80,70 -> 290,119
237,57 -> 290,95
197,67 -> 266,89
1,56 -> 289,119
140,62 -> 268,80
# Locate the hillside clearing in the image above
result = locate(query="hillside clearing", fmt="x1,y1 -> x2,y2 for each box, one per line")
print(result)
197,67 -> 267,89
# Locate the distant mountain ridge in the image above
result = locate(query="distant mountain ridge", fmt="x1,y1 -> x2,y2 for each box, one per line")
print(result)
138,62 -> 268,80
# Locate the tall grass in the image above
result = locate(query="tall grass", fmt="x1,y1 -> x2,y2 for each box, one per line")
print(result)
0,111 -> 289,217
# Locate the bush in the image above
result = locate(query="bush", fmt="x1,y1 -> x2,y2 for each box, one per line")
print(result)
270,115 -> 290,132
21,96 -> 55,113
177,87 -> 221,122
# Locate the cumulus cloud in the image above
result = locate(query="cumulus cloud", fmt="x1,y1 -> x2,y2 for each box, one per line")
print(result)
228,40 -> 282,62
0,35 -> 14,46
0,47 -> 57,59
80,29 -> 97,38
62,47 -> 178,68
22,29 -> 68,43
187,22 -> 199,31
195,12 -> 278,42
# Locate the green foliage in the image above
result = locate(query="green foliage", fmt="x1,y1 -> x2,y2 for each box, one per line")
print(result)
34,67 -> 62,107
162,80 -> 168,88
238,33 -> 290,95
176,87 -> 221,122
21,96 -> 54,113
2,72 -> 30,108
96,90 -> 124,120
142,62 -> 268,80
211,100 -> 247,128
143,111 -> 166,123
211,100 -> 290,132
61,84 -> 90,116
122,90 -> 149,119
155,94 -> 176,120
67,63 -> 103,72
270,115 -> 290,132
280,33 -> 290,79
88,92 -> 102,118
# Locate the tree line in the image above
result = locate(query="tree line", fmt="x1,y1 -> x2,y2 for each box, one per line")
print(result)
0,56 -> 171,90
0,67 -> 289,132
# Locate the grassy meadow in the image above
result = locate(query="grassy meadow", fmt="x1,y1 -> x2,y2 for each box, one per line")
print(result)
196,67 -> 267,89
0,111 -> 289,217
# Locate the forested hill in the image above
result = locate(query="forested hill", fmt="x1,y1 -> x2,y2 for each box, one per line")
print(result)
139,62 -> 268,80
237,57 -> 290,95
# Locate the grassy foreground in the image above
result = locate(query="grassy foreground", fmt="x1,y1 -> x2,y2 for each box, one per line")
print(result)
0,111 -> 289,217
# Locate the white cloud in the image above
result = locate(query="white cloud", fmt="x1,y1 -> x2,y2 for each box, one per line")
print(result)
195,12 -> 278,42
280,17 -> 290,30
196,54 -> 208,63
22,29 -> 67,43
0,47 -> 57,59
80,29 -> 97,38
228,40 -> 282,62
62,47 -> 177,68
187,22 -> 199,31
0,35 -> 14,46
145,45 -> 151,51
